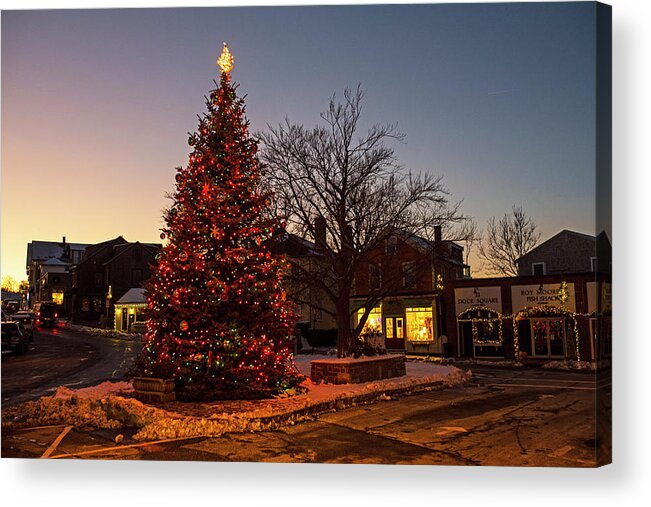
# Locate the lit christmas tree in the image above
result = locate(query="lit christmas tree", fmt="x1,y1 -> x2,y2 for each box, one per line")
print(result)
142,44 -> 300,399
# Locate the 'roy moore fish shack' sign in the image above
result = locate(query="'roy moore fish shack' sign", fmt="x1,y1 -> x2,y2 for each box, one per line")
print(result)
454,286 -> 502,315
511,283 -> 576,313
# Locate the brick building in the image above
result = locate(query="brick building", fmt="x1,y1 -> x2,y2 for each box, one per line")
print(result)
269,232 -> 338,345
350,226 -> 469,353
445,273 -> 611,363
69,236 -> 161,326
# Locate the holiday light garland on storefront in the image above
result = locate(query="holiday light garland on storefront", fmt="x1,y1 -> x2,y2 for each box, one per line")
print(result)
457,306 -> 504,346
458,279 -> 589,361
512,305 -> 581,362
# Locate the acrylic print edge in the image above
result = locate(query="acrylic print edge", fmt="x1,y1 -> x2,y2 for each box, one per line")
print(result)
595,0 -> 612,467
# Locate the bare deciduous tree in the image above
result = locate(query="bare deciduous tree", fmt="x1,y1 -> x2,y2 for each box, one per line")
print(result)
478,206 -> 540,276
258,86 -> 465,356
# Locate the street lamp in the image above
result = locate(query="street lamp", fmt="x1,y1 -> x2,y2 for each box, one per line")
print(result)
105,285 -> 113,329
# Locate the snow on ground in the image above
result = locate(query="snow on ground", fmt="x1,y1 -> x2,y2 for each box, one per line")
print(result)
541,360 -> 597,371
52,381 -> 134,399
3,355 -> 470,441
132,358 -> 469,440
61,321 -> 142,340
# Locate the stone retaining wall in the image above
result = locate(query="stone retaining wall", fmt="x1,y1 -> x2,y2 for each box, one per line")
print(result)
310,354 -> 406,384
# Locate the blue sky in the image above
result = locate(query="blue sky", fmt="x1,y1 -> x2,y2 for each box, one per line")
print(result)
1,2 -> 598,280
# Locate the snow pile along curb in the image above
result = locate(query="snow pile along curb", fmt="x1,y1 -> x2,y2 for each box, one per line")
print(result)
2,383 -> 165,431
541,360 -> 598,371
62,321 -> 143,340
132,367 -> 470,440
2,366 -> 471,442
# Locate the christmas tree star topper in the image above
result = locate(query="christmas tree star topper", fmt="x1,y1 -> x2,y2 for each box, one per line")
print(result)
217,42 -> 234,74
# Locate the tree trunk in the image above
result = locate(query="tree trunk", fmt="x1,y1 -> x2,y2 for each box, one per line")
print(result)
335,294 -> 354,357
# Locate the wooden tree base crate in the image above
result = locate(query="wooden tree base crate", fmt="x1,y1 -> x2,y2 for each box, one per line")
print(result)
133,377 -> 176,403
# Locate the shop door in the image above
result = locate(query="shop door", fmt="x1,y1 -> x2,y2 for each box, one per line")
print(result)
385,316 -> 405,349
530,318 -> 566,358
121,310 -> 128,331
458,321 -> 474,357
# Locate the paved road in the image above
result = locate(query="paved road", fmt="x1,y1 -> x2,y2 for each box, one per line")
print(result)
1,325 -> 140,406
2,364 -> 611,466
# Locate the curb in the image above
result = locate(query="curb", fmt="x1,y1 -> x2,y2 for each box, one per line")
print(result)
251,377 -> 465,427
61,322 -> 143,342
2,371 -> 471,443
139,372 -> 472,440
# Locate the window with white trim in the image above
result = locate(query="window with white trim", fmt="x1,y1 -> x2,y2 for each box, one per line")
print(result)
532,262 -> 546,276
403,262 -> 417,288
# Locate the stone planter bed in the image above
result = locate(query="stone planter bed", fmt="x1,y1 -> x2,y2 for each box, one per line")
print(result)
310,353 -> 406,384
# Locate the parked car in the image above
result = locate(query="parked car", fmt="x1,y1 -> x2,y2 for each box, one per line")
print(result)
3,300 -> 20,314
12,310 -> 36,341
34,302 -> 57,327
1,310 -> 29,354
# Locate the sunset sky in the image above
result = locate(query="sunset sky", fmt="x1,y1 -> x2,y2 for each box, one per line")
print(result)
1,2 -> 599,282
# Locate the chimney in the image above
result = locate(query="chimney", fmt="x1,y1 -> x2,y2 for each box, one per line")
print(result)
314,216 -> 327,251
434,225 -> 442,245
62,236 -> 66,246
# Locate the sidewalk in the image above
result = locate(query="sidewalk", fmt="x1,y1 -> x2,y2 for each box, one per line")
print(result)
60,320 -> 142,341
2,356 -> 471,442
407,355 -> 605,372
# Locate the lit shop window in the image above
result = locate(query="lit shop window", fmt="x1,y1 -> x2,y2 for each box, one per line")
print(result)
405,307 -> 433,342
357,306 -> 382,333
51,292 -> 64,305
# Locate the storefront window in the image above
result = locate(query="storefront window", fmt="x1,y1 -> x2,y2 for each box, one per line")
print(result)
357,306 -> 382,334
531,318 -> 566,357
51,292 -> 64,305
457,307 -> 503,357
475,321 -> 500,343
405,307 -> 433,342
473,320 -> 503,357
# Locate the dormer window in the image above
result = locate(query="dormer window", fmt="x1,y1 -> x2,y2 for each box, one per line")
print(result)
532,262 -> 546,276
385,236 -> 397,254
